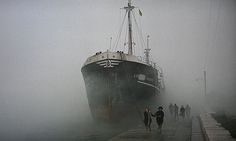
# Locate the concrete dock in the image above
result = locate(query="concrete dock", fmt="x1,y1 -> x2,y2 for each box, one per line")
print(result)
200,113 -> 236,141
109,118 -> 192,141
108,114 -> 236,141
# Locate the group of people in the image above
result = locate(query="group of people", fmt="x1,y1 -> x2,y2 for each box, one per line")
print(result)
143,104 -> 191,133
143,106 -> 164,133
169,103 -> 191,120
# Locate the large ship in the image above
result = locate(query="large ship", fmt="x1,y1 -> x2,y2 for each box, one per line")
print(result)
81,0 -> 165,121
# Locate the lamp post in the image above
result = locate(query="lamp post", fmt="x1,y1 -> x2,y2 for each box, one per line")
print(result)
203,70 -> 207,97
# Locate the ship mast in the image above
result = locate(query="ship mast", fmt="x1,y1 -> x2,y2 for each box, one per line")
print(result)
124,0 -> 135,55
145,35 -> 151,64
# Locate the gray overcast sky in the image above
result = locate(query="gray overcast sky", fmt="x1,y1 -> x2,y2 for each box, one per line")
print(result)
0,0 -> 235,133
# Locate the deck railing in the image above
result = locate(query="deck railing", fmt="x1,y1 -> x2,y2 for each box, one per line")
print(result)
137,56 -> 157,69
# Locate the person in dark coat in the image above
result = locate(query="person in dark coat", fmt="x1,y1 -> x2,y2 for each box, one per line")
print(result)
185,104 -> 191,118
152,106 -> 164,133
169,103 -> 174,117
180,105 -> 185,119
174,104 -> 179,120
143,108 -> 152,132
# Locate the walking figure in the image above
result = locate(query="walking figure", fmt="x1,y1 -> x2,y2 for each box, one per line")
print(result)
169,103 -> 174,117
180,105 -> 185,119
143,108 -> 152,132
174,104 -> 179,120
152,106 -> 164,133
185,104 -> 191,118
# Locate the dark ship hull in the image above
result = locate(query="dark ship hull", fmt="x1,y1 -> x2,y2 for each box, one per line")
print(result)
81,52 -> 161,121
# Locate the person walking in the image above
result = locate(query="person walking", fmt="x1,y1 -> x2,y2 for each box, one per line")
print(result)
169,103 -> 174,117
185,104 -> 191,118
152,106 -> 164,133
174,104 -> 179,120
180,105 -> 185,120
143,108 -> 152,132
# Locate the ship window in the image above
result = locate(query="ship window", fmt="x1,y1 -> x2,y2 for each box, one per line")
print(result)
113,55 -> 115,58
102,56 -> 104,58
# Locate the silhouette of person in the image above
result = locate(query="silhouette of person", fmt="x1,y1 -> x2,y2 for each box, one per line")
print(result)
185,104 -> 191,118
169,103 -> 174,117
143,108 -> 152,132
180,105 -> 185,119
152,106 -> 164,133
174,104 -> 179,120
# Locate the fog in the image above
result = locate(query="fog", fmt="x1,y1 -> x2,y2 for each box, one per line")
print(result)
0,0 -> 235,139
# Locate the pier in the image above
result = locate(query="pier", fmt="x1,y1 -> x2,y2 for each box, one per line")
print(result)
107,113 -> 236,141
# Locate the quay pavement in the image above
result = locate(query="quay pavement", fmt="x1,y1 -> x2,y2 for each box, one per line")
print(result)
109,117 -> 193,141
109,114 -> 236,141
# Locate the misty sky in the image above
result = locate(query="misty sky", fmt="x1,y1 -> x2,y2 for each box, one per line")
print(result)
0,0 -> 235,135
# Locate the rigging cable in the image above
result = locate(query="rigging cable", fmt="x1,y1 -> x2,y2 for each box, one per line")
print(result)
132,11 -> 146,51
137,8 -> 144,57
212,0 -> 221,55
133,14 -> 141,56
122,19 -> 128,52
113,10 -> 128,52
205,0 -> 213,70
204,0 -> 221,71
111,9 -> 121,51
138,9 -> 143,39
132,12 -> 136,55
